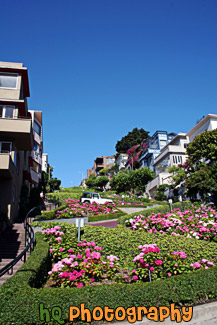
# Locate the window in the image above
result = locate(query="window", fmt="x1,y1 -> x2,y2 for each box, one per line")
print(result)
172,155 -> 183,165
106,158 -> 115,165
32,161 -> 38,173
0,73 -> 18,89
33,121 -> 41,135
93,194 -> 99,199
83,193 -> 92,198
0,105 -> 15,118
0,141 -> 12,153
33,141 -> 40,153
160,140 -> 167,148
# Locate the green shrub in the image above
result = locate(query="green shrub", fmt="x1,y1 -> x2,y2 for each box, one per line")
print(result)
88,211 -> 125,222
46,192 -> 80,202
35,203 -> 67,220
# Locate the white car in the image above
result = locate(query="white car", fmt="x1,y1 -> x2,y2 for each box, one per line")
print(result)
80,192 -> 113,204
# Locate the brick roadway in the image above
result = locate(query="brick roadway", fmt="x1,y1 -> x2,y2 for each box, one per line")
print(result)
88,219 -> 118,228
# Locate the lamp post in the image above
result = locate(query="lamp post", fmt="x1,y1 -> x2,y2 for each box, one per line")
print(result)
168,199 -> 173,212
78,171 -> 84,190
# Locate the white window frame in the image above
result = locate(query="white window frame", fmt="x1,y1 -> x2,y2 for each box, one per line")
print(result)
0,105 -> 15,118
0,73 -> 18,90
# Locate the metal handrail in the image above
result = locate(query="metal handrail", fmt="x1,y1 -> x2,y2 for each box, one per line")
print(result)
0,200 -> 59,278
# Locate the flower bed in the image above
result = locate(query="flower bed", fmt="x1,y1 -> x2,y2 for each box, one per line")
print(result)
55,199 -> 119,218
116,200 -> 146,207
125,204 -> 217,242
42,222 -> 217,288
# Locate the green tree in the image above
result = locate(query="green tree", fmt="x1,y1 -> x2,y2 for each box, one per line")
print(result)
177,129 -> 217,202
115,128 -> 149,154
40,171 -> 49,194
168,165 -> 185,187
110,170 -> 131,193
186,129 -> 217,166
109,164 -> 119,176
153,184 -> 168,201
48,178 -> 61,192
110,167 -> 154,193
99,167 -> 109,176
85,174 -> 97,188
130,167 -> 155,192
95,176 -> 109,191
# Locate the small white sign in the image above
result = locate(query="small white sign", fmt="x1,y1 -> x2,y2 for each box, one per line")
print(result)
75,218 -> 84,228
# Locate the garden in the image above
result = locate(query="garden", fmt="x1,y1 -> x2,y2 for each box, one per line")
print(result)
41,212 -> 217,289
125,204 -> 217,242
2,203 -> 217,324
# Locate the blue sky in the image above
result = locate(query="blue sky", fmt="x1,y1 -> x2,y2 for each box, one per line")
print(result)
1,0 -> 217,186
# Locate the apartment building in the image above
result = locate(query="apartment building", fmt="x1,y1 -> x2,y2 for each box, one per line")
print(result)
145,133 -> 189,197
116,153 -> 128,171
139,131 -> 176,172
29,110 -> 43,186
87,155 -> 115,176
0,61 -> 42,222
145,114 -> 217,197
42,153 -> 48,173
187,114 -> 217,142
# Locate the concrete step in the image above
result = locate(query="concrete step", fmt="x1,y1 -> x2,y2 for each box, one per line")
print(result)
0,222 -> 32,286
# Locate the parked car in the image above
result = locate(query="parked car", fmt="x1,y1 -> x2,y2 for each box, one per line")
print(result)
80,192 -> 113,204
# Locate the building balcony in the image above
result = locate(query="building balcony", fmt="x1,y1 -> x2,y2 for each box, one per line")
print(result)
31,150 -> 42,165
0,153 -> 16,178
95,164 -> 104,171
0,117 -> 33,150
154,145 -> 186,166
30,169 -> 39,184
33,130 -> 42,144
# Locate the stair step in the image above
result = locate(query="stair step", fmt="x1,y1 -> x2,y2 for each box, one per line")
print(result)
0,223 -> 33,286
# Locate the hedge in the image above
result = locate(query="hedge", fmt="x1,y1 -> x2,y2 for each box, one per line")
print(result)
35,203 -> 68,220
118,201 -> 193,225
88,211 -> 125,222
1,231 -> 217,324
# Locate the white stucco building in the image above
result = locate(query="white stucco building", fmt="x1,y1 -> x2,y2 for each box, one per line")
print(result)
145,114 -> 217,198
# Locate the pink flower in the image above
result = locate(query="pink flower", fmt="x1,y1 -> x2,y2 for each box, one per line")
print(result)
60,247 -> 64,252
150,267 -> 155,272
68,249 -> 73,253
50,248 -> 53,253
133,275 -> 138,281
77,283 -> 84,287
191,262 -> 201,269
55,237 -> 62,242
155,260 -> 163,266
167,272 -> 171,276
